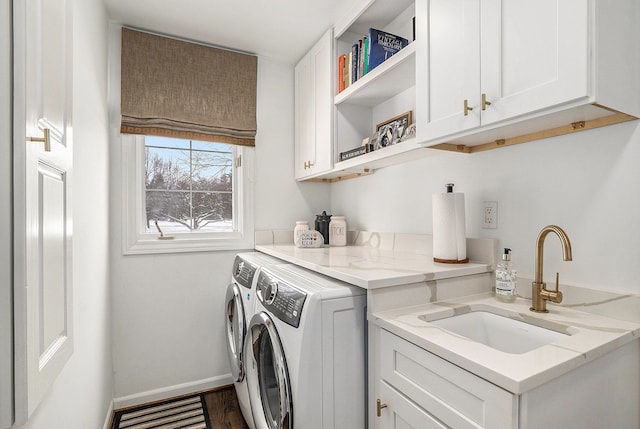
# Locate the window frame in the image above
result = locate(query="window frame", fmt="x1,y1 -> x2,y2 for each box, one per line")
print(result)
121,134 -> 254,255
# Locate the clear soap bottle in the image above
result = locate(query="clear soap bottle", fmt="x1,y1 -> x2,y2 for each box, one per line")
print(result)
495,248 -> 517,302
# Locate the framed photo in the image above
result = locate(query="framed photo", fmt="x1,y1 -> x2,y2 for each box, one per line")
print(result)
375,111 -> 412,149
369,131 -> 379,151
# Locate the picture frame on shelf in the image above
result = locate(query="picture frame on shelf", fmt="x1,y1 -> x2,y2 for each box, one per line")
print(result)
375,111 -> 412,150
400,123 -> 416,142
369,131 -> 380,151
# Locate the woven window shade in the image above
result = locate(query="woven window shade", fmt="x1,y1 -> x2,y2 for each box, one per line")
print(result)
120,28 -> 257,146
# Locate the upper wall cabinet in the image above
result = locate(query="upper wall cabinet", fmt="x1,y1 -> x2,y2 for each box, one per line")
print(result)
295,29 -> 334,180
417,0 -> 640,153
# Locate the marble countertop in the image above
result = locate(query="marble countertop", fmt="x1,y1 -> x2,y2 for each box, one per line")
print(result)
255,230 -> 495,289
255,243 -> 492,289
371,292 -> 640,394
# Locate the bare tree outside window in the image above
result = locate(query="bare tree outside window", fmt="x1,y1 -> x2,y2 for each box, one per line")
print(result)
144,136 -> 234,233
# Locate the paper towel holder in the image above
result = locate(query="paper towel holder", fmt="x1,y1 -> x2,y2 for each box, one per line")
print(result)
433,183 -> 469,264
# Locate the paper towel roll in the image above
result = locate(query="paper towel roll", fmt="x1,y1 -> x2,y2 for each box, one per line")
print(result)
432,191 -> 468,263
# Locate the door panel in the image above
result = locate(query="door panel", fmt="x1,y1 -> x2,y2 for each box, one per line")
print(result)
13,0 -> 74,421
423,0 -> 481,138
1,0 -> 13,426
481,0 -> 588,124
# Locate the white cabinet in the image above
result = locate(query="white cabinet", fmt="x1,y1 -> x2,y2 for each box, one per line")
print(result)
417,0 -> 639,152
294,29 -> 333,180
371,327 -> 640,429
374,328 -> 517,428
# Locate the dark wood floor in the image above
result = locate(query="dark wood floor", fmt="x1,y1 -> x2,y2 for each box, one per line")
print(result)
204,386 -> 250,429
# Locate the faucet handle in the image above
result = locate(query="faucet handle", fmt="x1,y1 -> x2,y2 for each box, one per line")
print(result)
550,272 -> 563,303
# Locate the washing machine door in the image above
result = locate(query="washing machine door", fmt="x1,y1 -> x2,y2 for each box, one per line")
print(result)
248,312 -> 293,429
225,282 -> 247,382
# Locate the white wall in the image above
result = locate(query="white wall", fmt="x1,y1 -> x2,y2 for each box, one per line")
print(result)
14,0 -> 113,428
332,121 -> 640,295
109,55 -> 330,399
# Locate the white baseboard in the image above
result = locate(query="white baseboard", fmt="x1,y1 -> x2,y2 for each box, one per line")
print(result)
102,400 -> 114,429
112,374 -> 233,410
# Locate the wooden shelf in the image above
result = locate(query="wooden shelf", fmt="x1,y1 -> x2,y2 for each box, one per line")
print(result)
334,43 -> 416,107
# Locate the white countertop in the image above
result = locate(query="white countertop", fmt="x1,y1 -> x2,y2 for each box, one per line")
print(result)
255,243 -> 492,289
371,292 -> 640,394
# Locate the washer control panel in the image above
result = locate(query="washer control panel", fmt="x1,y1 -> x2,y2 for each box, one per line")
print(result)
232,256 -> 257,289
256,271 -> 307,328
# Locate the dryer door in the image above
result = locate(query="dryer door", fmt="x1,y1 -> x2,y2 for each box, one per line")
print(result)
225,282 -> 247,382
248,312 -> 293,429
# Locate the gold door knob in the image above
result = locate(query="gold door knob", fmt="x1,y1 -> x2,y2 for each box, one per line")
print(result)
463,99 -> 473,116
482,93 -> 492,110
376,398 -> 388,417
27,128 -> 51,152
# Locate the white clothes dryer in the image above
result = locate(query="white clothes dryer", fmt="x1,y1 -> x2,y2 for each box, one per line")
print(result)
246,264 -> 367,429
225,252 -> 285,429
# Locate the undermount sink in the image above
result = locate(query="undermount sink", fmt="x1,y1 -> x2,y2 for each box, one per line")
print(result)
421,310 -> 570,354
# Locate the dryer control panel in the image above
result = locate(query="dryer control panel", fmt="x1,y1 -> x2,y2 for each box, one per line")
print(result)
232,256 -> 257,289
256,272 -> 307,328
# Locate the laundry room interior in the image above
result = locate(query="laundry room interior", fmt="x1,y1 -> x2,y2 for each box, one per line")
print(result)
2,0 -> 640,428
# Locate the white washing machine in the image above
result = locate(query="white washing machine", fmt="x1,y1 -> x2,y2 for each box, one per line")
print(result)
225,252 -> 285,429
246,264 -> 367,429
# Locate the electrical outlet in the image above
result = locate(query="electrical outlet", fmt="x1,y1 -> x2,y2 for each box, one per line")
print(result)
483,201 -> 498,229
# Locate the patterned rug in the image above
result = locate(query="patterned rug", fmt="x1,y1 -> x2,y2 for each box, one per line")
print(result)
113,394 -> 211,429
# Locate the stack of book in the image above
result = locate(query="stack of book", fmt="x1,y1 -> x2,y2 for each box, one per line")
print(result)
337,28 -> 409,93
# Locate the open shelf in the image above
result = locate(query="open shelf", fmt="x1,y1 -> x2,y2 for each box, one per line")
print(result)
334,43 -> 416,107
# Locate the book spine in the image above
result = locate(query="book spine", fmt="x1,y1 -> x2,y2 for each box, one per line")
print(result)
358,37 -> 364,79
338,54 -> 345,93
351,43 -> 359,84
345,51 -> 352,88
363,36 -> 369,75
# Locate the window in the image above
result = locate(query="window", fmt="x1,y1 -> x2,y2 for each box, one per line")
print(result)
145,136 -> 233,234
121,134 -> 254,255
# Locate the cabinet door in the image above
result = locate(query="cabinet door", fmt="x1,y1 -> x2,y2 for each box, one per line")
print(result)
480,0 -> 588,125
421,0 -> 481,139
379,329 -> 517,428
294,29 -> 333,180
294,53 -> 313,179
378,382 -> 448,429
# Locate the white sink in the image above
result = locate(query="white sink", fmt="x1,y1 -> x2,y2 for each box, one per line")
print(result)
422,310 -> 569,354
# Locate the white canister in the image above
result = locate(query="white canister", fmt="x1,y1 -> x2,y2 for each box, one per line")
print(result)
294,221 -> 309,244
329,216 -> 347,246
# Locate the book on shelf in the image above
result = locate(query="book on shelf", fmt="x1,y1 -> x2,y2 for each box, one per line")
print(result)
351,43 -> 359,84
367,28 -> 409,72
338,54 -> 346,93
336,28 -> 408,93
338,144 -> 373,162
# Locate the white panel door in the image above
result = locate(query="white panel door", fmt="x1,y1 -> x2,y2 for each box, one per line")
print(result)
422,0 -> 481,139
480,0 -> 589,125
294,28 -> 333,180
0,0 -> 14,427
294,51 -> 314,179
13,0 -> 74,422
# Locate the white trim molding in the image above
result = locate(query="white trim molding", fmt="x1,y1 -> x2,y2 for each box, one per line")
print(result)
112,374 -> 234,410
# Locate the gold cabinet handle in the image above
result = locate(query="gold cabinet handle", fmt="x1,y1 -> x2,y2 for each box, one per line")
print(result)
482,93 -> 492,110
463,99 -> 473,116
376,398 -> 388,417
27,128 -> 51,152
304,160 -> 314,170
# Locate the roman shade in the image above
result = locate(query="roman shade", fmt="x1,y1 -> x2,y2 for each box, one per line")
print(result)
120,28 -> 257,146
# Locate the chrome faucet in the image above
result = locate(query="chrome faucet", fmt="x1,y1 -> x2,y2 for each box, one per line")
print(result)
530,225 -> 572,313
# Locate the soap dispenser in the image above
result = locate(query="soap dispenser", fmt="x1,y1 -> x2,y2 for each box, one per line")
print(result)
495,248 -> 517,302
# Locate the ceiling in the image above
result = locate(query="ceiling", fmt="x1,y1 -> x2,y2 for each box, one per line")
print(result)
104,0 -> 357,64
